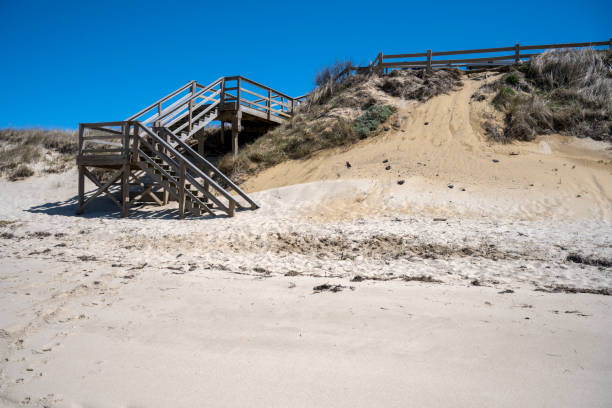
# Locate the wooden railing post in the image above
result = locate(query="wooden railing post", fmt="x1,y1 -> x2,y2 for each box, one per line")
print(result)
267,88 -> 271,120
178,160 -> 186,219
189,82 -> 196,132
515,43 -> 521,63
78,123 -> 84,155
220,78 -> 225,108
236,77 -> 242,109
426,49 -> 432,72
378,52 -> 384,75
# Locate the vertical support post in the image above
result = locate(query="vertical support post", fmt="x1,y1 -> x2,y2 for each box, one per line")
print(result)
236,77 -> 242,110
232,111 -> 242,157
78,123 -> 84,155
377,52 -> 383,75
220,78 -> 225,107
121,123 -> 130,218
121,162 -> 129,218
220,122 -> 225,146
162,130 -> 169,205
157,102 -> 162,119
228,200 -> 236,217
77,123 -> 84,215
198,134 -> 209,203
189,82 -> 196,132
77,165 -> 84,214
515,43 -> 521,63
267,88 -> 271,120
178,160 -> 186,219
426,49 -> 432,72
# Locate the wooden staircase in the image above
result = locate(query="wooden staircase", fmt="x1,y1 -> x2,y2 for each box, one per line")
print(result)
76,76 -> 305,218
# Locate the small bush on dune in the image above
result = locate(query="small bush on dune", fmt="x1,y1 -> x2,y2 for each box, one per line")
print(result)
307,62 -> 362,109
492,87 -> 516,108
505,95 -> 553,141
505,73 -> 519,85
379,68 -> 463,101
354,105 -> 395,137
314,60 -> 354,87
9,164 -> 34,181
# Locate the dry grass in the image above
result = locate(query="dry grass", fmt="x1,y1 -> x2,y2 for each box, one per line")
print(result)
378,68 -> 463,101
9,164 -> 34,181
478,49 -> 612,143
0,128 -> 77,180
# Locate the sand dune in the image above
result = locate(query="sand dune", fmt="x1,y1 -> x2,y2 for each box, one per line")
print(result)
244,75 -> 612,223
0,75 -> 611,407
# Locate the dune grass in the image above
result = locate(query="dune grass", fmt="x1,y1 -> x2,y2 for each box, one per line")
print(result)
480,49 -> 612,143
0,128 -> 77,180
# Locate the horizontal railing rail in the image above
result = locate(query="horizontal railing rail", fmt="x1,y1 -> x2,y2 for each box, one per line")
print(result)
78,122 -> 130,158
125,76 -> 302,135
353,39 -> 611,73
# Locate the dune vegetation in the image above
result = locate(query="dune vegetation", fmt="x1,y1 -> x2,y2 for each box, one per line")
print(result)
219,66 -> 463,181
0,128 -> 77,180
476,48 -> 612,143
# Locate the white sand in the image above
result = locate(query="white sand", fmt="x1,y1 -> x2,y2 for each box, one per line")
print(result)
1,75 -> 611,407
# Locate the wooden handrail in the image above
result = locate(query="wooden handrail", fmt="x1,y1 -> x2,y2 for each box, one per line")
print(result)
160,127 -> 259,209
126,81 -> 196,121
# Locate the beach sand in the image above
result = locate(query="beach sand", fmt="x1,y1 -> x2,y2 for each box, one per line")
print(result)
0,75 -> 611,407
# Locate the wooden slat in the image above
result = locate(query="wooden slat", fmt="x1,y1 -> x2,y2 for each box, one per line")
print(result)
126,80 -> 197,121
431,46 -> 516,56
520,41 -> 609,50
383,52 -> 429,59
83,139 -> 122,146
87,126 -> 123,135
240,87 -> 268,101
380,53 -> 540,68
82,135 -> 122,140
81,121 -> 126,127
239,76 -> 294,101
81,148 -> 123,153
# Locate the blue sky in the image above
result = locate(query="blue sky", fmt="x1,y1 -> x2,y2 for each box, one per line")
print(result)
0,0 -> 610,129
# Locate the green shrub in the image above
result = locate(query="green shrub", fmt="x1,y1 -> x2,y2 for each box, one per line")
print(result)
517,62 -> 530,73
354,105 -> 395,137
505,73 -> 519,86
492,87 -> 516,108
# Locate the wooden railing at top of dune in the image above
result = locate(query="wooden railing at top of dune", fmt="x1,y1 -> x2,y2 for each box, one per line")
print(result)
331,39 -> 612,80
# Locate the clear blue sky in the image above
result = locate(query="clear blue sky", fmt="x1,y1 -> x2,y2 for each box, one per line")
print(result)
0,0 -> 610,129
